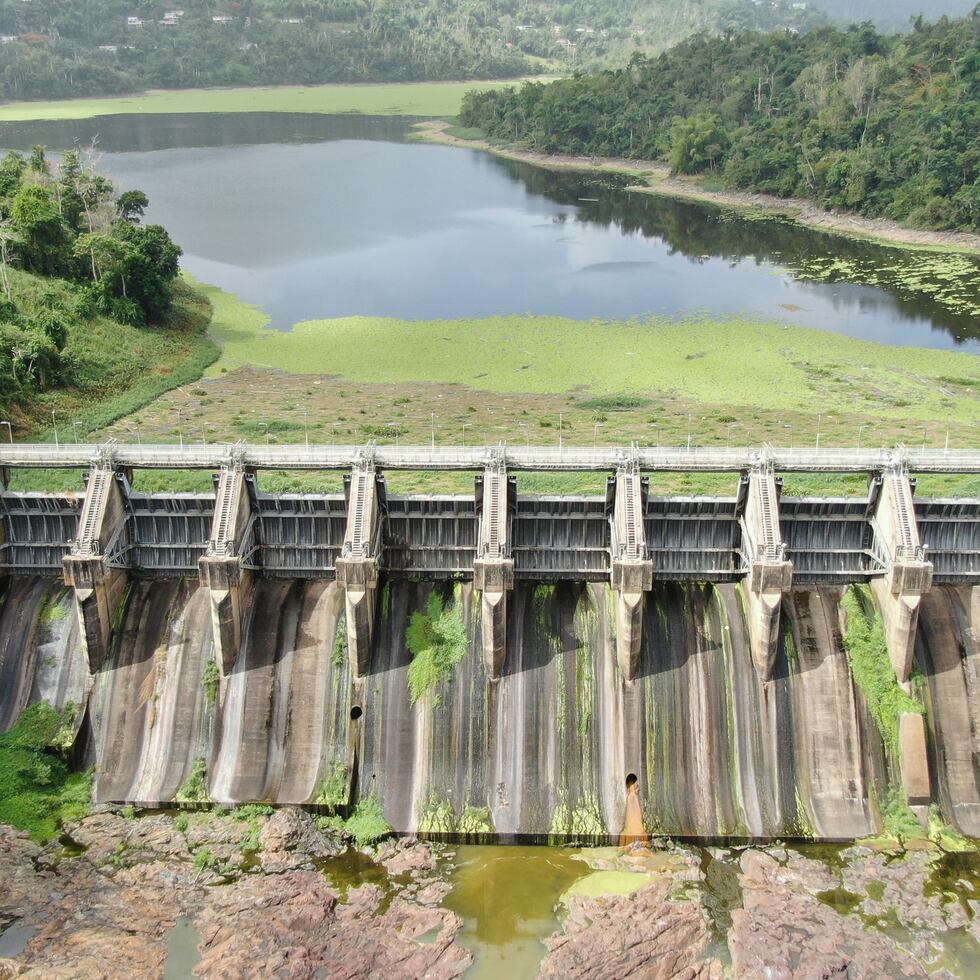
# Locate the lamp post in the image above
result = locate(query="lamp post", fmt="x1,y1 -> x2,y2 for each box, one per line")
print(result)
430,412 -> 436,450
593,421 -> 603,450
816,414 -> 822,450
72,421 -> 82,444
259,422 -> 269,444
558,413 -> 563,451
726,422 -> 737,448
687,412 -> 692,452
649,423 -> 660,449
518,422 -> 529,447
461,422 -> 470,446
51,409 -> 59,448
176,408 -> 184,449
0,420 -> 11,444
303,410 -> 309,449
858,423 -> 867,449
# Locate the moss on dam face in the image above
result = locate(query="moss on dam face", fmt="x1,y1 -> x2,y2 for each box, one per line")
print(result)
0,575 -> 979,843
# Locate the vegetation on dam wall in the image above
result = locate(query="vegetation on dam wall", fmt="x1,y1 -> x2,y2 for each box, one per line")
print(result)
840,586 -> 923,761
0,701 -> 90,842
406,589 -> 468,707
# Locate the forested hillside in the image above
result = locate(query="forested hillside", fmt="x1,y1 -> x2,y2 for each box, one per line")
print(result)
461,12 -> 980,231
0,0 -> 823,100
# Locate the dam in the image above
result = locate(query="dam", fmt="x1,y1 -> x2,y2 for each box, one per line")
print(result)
1,441 -> 978,841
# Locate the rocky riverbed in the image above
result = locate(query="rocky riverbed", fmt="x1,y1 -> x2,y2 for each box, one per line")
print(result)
0,808 -> 978,978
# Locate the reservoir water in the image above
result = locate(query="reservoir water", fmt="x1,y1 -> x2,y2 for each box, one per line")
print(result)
0,112 -> 976,351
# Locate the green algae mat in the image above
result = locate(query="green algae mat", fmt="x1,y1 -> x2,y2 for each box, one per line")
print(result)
195,277 -> 980,427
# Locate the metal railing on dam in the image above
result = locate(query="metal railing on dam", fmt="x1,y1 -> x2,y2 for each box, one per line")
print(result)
2,441 -> 980,473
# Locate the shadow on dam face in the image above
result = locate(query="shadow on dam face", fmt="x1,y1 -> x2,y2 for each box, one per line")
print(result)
1,575 -> 979,842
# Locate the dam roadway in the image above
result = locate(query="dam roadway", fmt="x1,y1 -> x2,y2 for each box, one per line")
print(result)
1,440 -> 979,839
1,441 -> 979,472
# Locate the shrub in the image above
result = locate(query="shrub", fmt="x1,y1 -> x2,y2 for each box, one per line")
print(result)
202,658 -> 219,705
344,798 -> 392,847
176,758 -> 209,803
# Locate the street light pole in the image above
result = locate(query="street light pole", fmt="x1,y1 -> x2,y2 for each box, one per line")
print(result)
430,412 -> 435,450
0,420 -> 12,444
51,409 -> 59,448
303,410 -> 309,449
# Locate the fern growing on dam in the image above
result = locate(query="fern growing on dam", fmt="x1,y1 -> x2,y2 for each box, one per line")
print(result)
406,590 -> 467,706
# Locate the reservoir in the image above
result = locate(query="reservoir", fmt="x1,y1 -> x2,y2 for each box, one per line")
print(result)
0,112 -> 976,351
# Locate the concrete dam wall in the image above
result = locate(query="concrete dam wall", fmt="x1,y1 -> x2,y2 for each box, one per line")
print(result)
0,443 -> 978,840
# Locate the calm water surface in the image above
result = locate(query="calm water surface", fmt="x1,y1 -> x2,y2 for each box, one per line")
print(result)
1,112 -> 977,351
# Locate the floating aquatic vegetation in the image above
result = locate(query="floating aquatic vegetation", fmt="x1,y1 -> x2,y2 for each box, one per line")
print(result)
794,254 -> 980,320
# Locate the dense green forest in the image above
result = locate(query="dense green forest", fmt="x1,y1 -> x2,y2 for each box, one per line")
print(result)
460,11 -> 980,231
0,0 -> 939,100
0,144 -> 198,422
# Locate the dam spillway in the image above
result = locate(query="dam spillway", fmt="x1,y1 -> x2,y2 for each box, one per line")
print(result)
0,442 -> 978,841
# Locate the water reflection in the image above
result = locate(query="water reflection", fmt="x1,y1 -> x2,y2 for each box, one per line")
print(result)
0,113 -> 975,350
444,845 -> 588,980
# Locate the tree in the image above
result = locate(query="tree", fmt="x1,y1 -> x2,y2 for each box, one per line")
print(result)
669,113 -> 730,174
28,144 -> 48,175
116,190 -> 149,224
11,185 -> 68,275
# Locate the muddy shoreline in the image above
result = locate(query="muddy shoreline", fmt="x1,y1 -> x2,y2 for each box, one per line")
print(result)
414,121 -> 980,256
2,807 -> 978,978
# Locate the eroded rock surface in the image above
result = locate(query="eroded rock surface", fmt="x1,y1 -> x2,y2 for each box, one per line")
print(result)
0,812 -> 466,980
194,871 -> 470,979
730,850 -> 928,979
0,822 -> 198,978
540,878 -> 724,980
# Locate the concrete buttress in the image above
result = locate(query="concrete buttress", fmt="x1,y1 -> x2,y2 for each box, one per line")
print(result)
473,458 -> 514,678
610,462 -> 653,681
335,457 -> 384,677
739,466 -> 793,680
62,463 -> 131,673
198,464 -> 256,676
870,467 -> 934,683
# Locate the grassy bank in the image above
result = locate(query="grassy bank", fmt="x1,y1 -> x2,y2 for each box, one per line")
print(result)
41,276 -> 974,498
0,80 -> 531,123
9,276 -> 219,441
